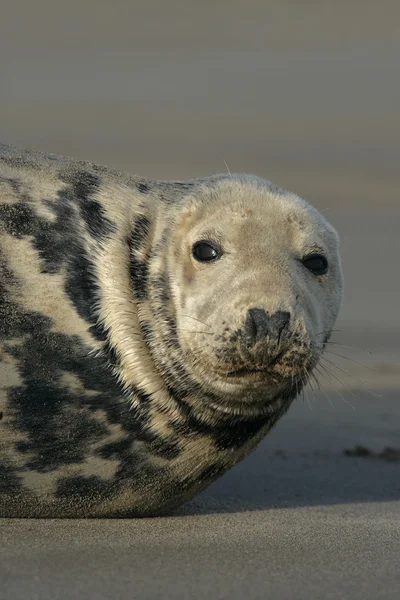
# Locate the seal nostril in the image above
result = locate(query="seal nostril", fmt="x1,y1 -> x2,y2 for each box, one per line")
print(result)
271,311 -> 291,335
245,308 -> 291,347
245,308 -> 270,345
245,311 -> 258,343
272,311 -> 291,348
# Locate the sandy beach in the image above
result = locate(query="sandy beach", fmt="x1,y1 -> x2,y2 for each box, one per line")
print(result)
1,1 -> 399,598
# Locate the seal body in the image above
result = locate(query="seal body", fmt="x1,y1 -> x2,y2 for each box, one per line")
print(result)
0,144 -> 343,517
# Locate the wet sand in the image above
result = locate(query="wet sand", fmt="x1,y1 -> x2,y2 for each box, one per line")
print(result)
1,1 -> 399,598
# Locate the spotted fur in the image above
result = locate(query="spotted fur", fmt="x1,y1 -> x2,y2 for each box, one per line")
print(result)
0,144 -> 343,517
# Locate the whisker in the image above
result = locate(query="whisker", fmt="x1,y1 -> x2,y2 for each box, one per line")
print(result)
324,350 -> 377,373
315,329 -> 343,337
300,382 -> 305,405
320,363 -> 357,410
324,341 -> 372,355
321,356 -> 382,399
178,329 -> 214,336
223,159 -> 232,175
306,370 -> 318,401
316,364 -> 356,410
313,367 -> 335,408
309,371 -> 321,391
181,315 -> 211,329
319,360 -> 358,399
301,369 -> 316,410
303,383 -> 312,409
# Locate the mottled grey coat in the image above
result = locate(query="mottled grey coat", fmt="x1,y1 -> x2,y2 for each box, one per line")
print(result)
0,144 -> 343,517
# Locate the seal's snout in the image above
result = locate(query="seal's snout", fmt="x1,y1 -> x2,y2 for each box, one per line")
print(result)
245,308 -> 290,348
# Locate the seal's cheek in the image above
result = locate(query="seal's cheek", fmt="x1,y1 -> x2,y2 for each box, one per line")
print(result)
182,256 -> 196,286
169,257 -> 198,314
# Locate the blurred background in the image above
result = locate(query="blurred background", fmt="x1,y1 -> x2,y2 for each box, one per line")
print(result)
1,4 -> 400,598
1,0 -> 399,467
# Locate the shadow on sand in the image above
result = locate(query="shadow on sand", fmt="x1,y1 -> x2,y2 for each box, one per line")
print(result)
175,449 -> 400,517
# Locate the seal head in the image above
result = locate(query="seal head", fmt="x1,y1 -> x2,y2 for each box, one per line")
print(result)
125,174 -> 343,421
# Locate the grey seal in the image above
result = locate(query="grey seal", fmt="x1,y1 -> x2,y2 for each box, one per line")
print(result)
0,144 -> 343,517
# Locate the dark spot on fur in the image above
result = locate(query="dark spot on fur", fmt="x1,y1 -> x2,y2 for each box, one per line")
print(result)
0,464 -> 22,493
0,202 -> 38,238
0,254 -> 50,340
0,411 -> 3,421
213,418 -> 267,450
0,172 -> 113,281
147,272 -> 181,352
70,171 -> 99,201
13,384 -> 108,472
102,338 -> 121,369
151,273 -> 170,304
79,196 -> 114,239
96,414 -> 163,483
166,386 -> 275,450
63,171 -> 115,239
98,437 -> 133,460
129,214 -> 151,252
0,250 -> 16,310
129,256 -> 149,301
137,183 -> 150,194
197,463 -> 224,482
159,181 -> 196,203
35,203 -> 76,274
139,320 -> 153,345
0,176 -> 32,203
128,215 -> 152,301
55,475 -> 113,499
0,183 -> 70,275
165,315 -> 178,340
130,385 -> 153,406
64,244 -> 105,340
142,428 -> 181,460
40,170 -> 113,273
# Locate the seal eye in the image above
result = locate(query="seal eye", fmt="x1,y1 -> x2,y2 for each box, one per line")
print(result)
302,253 -> 328,275
192,240 -> 222,263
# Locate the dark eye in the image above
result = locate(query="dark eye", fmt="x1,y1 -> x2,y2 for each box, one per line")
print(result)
302,253 -> 328,275
192,240 -> 222,263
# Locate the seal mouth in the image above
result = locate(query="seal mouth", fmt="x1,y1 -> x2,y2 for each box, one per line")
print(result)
214,365 -> 286,385
212,351 -> 317,385
225,366 -> 270,378
219,351 -> 288,380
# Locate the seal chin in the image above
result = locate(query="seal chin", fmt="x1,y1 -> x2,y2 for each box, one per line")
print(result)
203,363 -> 296,400
203,371 -> 300,419
214,367 -> 281,386
224,366 -> 277,379
211,351 -> 317,384
199,346 -> 321,404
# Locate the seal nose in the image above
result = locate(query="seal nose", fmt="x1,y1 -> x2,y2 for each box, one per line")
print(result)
245,308 -> 291,346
